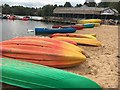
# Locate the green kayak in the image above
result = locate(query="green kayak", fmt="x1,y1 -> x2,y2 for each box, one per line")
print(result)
83,24 -> 95,28
0,58 -> 102,89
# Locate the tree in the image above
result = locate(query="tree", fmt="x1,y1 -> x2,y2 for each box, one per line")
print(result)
84,2 -> 89,6
116,1 -> 120,13
59,5 -> 63,7
75,4 -> 82,7
98,2 -> 109,7
64,2 -> 72,7
36,8 -> 42,16
41,5 -> 55,16
2,4 -> 11,14
98,1 -> 120,13
54,4 -> 57,8
88,2 -> 97,7
84,2 -> 97,7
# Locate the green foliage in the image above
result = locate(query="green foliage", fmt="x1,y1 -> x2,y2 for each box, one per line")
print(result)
84,2 -> 97,7
59,5 -> 63,7
2,4 -> 36,15
41,5 -> 55,16
2,4 -> 11,14
64,2 -> 72,7
98,2 -> 120,13
36,8 -> 42,16
75,4 -> 82,7
98,2 -> 110,7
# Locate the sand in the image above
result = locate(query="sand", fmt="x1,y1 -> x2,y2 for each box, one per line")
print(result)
63,25 -> 119,88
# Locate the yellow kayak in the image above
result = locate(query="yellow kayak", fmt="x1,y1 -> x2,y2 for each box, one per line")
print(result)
52,36 -> 102,47
78,19 -> 102,24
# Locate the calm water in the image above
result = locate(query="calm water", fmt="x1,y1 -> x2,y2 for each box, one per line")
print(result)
1,19 -> 55,41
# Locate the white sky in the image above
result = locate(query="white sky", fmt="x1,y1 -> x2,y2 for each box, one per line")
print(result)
0,0 -> 102,8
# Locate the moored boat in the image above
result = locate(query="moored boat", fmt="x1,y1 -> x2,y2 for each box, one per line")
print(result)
21,17 -> 29,21
8,16 -> 16,20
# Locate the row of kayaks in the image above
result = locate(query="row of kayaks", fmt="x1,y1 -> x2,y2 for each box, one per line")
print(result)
35,24 -> 100,34
0,35 -> 102,89
0,34 -> 102,68
34,19 -> 102,34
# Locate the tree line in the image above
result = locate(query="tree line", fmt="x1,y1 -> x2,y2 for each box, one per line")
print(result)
1,1 -> 120,17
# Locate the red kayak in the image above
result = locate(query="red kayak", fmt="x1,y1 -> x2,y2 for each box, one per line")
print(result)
21,17 -> 29,21
52,25 -> 84,30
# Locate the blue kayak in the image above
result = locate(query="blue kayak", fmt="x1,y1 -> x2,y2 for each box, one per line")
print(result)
83,24 -> 95,28
35,28 -> 76,34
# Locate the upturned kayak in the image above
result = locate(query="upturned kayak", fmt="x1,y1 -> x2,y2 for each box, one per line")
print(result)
0,58 -> 102,89
35,28 -> 76,34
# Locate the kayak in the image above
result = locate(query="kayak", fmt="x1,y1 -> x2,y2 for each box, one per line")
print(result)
52,36 -> 102,46
52,25 -> 84,30
0,58 -> 102,89
1,37 -> 86,68
78,19 -> 102,24
21,18 -> 29,21
76,23 -> 100,27
85,23 -> 100,27
35,28 -> 76,34
83,24 -> 95,28
50,33 -> 96,39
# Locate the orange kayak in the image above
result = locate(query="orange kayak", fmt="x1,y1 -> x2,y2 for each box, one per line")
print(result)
10,37 -> 84,53
1,44 -> 86,68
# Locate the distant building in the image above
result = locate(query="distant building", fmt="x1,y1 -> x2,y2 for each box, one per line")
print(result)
53,5 -> 119,19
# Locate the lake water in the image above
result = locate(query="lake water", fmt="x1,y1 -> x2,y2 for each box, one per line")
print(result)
1,19 -> 56,41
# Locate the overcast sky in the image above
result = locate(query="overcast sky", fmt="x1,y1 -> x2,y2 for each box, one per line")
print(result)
0,0 -> 102,8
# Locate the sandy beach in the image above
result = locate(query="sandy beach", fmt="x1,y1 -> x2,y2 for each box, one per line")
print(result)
63,25 -> 119,88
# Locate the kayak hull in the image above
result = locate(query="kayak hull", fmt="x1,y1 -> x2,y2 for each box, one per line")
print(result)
52,25 -> 84,30
35,28 -> 76,34
1,58 -> 102,89
78,19 -> 102,24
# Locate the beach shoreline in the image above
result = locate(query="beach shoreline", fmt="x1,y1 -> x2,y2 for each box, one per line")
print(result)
64,25 -> 119,88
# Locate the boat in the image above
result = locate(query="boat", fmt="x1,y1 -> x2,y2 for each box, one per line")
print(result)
21,17 -> 29,21
10,36 -> 85,53
0,58 -> 102,89
52,25 -> 84,30
78,19 -> 102,24
52,36 -> 102,46
83,24 -> 95,28
2,16 -> 8,19
76,23 -> 100,27
8,16 -> 16,20
1,37 -> 86,68
21,16 -> 30,21
50,33 -> 96,39
35,28 -> 76,34
86,23 -> 100,27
